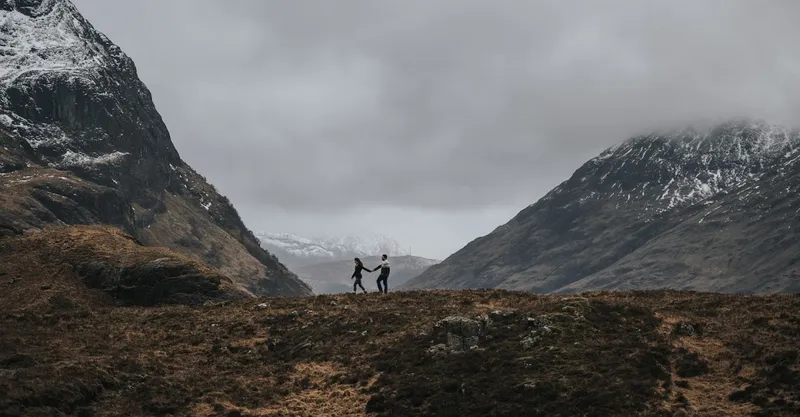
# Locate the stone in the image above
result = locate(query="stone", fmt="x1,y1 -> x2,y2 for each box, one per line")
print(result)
435,316 -> 486,352
520,335 -> 540,349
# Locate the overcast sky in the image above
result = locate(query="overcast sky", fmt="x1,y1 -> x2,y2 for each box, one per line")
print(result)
72,0 -> 800,259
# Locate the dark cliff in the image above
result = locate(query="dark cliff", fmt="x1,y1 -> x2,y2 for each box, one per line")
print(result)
0,0 -> 311,296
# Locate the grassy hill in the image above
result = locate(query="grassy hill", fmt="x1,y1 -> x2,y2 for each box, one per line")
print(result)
1,246 -> 798,417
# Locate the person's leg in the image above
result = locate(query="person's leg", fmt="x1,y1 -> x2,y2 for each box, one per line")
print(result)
383,276 -> 389,293
379,275 -> 388,294
353,279 -> 358,293
357,280 -> 366,293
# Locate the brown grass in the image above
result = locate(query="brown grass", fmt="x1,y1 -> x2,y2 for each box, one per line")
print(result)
0,225 -> 248,311
0,264 -> 798,416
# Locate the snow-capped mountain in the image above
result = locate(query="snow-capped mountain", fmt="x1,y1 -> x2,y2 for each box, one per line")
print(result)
404,120 -> 800,294
256,232 -> 411,268
0,0 -> 310,296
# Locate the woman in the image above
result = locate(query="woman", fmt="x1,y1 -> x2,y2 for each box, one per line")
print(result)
351,257 -> 370,294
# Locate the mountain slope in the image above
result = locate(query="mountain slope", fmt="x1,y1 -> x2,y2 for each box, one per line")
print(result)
403,121 -> 800,293
294,255 -> 439,294
0,0 -> 311,296
256,232 -> 410,269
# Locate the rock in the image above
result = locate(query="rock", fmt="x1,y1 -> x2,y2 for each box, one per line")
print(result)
520,335 -> 541,349
254,302 -> 269,310
330,301 -> 337,306
672,321 -> 701,337
526,316 -> 551,329
434,316 -> 487,352
427,344 -> 449,359
489,310 -> 515,320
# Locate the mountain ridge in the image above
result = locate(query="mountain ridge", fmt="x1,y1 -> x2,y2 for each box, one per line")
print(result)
403,120 -> 800,293
256,231 -> 411,269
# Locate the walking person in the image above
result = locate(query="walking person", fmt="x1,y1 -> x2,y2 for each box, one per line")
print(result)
372,254 -> 391,294
351,257 -> 370,294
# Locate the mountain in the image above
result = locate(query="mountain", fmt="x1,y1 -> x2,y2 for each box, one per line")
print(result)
404,121 -> 800,293
0,0 -> 310,296
256,231 -> 410,269
293,255 -> 439,294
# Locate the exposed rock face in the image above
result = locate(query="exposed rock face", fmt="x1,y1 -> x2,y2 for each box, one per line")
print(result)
0,0 -> 311,296
404,121 -> 800,293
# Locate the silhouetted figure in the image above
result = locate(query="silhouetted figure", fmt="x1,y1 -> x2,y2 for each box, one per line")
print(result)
372,254 -> 390,293
351,257 -> 370,294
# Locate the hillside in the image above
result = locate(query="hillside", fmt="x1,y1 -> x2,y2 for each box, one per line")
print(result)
0,0 -> 310,296
294,255 -> 439,294
2,268 -> 799,416
0,225 -> 249,310
404,121 -> 800,293
256,232 -> 410,269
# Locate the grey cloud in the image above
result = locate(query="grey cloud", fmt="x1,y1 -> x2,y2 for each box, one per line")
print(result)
74,0 -> 800,213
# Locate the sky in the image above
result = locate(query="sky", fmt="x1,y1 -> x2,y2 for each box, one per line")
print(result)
72,0 -> 800,259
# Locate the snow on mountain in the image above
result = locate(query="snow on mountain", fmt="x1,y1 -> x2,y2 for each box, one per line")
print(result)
256,231 -> 411,268
404,119 -> 800,294
0,0 -> 311,296
0,0 -> 140,167
0,0 -> 113,86
542,120 -> 800,216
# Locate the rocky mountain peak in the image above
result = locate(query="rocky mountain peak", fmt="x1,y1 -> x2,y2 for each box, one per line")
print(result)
540,120 -> 800,215
404,120 -> 800,294
0,0 -> 311,296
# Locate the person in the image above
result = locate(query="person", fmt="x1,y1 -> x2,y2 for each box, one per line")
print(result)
351,257 -> 370,294
371,254 -> 391,294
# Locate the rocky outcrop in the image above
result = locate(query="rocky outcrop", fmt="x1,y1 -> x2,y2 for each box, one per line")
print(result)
428,315 -> 488,355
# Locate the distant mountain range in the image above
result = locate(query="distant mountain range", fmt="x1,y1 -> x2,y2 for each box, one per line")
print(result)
255,232 -> 411,269
404,121 -> 800,294
294,255 -> 439,294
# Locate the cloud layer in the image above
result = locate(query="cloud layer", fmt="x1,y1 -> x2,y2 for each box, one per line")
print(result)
72,0 -> 800,256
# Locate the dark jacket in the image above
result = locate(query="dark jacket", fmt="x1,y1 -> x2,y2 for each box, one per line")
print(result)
352,263 -> 369,279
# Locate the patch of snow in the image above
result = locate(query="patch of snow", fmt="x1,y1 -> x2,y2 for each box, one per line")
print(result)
56,150 -> 128,167
0,1 -> 121,87
256,232 -> 411,261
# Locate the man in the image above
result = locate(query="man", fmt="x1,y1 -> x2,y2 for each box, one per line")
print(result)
372,254 -> 391,294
